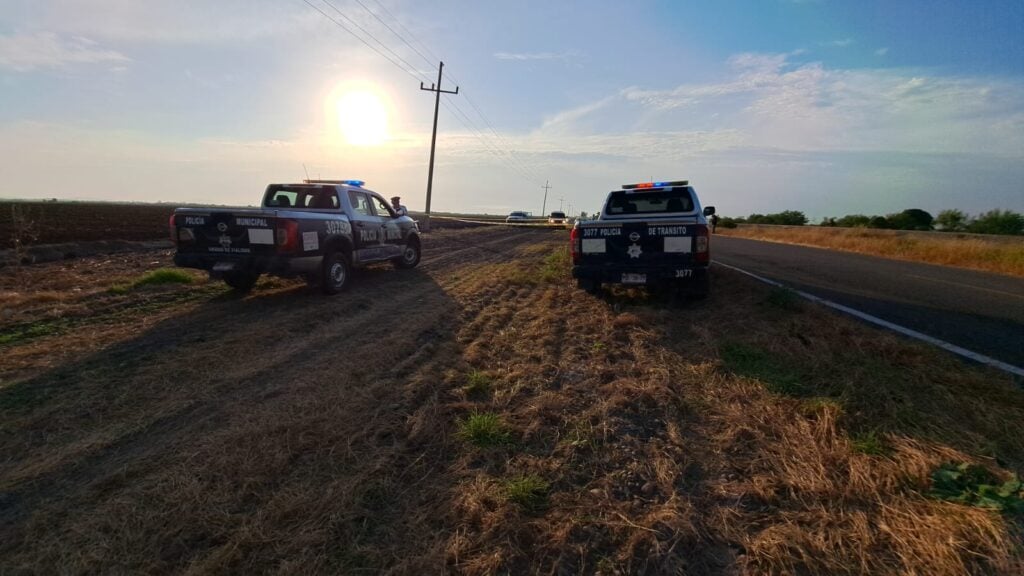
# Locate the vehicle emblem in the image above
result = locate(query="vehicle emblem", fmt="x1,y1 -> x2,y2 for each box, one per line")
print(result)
219,234 -> 232,249
217,222 -> 228,232
627,243 -> 642,259
629,231 -> 640,242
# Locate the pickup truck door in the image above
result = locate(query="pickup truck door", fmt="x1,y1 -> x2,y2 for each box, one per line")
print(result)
347,190 -> 385,262
369,194 -> 403,259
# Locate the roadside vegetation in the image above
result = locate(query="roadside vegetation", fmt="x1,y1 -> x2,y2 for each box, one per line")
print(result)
1,227 -> 1022,574
721,208 -> 1024,235
718,224 -> 1024,276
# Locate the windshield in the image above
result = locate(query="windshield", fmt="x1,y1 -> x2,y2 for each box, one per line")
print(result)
604,187 -> 695,215
550,212 -> 565,218
264,185 -> 340,209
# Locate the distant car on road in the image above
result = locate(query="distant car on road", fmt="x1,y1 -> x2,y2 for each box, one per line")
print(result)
506,211 -> 529,223
548,211 -> 568,225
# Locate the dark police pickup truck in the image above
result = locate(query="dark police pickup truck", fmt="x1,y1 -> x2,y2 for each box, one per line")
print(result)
171,179 -> 421,293
570,180 -> 715,297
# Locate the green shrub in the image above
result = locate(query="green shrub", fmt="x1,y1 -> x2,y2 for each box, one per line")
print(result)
503,474 -> 549,511
457,412 -> 512,447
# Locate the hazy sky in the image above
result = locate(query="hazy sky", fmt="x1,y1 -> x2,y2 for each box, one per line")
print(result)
2,0 -> 1023,218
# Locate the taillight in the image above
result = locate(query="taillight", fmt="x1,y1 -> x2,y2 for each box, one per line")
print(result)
276,219 -> 300,251
168,213 -> 177,244
569,226 -> 581,263
694,224 -> 709,263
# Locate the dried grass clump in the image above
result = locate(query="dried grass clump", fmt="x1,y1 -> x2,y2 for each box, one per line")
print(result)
2,228 -> 1022,575
720,226 -> 1024,276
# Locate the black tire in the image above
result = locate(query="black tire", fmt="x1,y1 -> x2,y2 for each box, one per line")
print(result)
223,271 -> 260,293
577,278 -> 600,294
322,250 -> 351,294
394,238 -> 421,269
689,273 -> 710,300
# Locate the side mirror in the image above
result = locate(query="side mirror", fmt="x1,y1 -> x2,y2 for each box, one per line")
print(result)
703,206 -> 716,216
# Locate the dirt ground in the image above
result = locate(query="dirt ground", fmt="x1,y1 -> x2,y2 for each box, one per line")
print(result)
1,227 -> 1022,575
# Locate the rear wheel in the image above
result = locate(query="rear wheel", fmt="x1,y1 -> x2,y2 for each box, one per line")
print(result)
223,271 -> 260,293
577,278 -> 600,294
322,250 -> 351,294
394,238 -> 421,269
689,273 -> 710,299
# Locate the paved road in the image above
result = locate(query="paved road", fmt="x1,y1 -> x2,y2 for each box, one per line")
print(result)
713,236 -> 1024,368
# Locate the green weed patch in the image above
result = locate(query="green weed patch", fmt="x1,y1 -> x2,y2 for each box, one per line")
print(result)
502,474 -> 549,511
930,462 -> 1024,514
457,412 -> 513,447
111,268 -> 195,293
720,342 -> 809,396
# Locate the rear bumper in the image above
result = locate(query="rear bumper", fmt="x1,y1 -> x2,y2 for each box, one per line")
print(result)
174,251 -> 320,277
572,263 -> 708,284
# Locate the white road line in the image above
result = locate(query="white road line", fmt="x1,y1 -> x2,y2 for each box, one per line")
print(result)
714,260 -> 1024,379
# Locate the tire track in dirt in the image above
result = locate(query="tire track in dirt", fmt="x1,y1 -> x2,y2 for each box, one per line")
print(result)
1,229 -> 540,561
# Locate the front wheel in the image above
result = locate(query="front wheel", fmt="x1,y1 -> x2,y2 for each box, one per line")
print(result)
394,238 -> 421,269
322,250 -> 351,294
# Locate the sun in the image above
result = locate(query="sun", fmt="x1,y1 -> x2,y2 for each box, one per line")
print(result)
335,90 -> 389,146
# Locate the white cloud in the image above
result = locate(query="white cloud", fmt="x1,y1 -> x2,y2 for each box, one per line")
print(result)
10,0 -> 321,45
875,47 -> 890,56
494,51 -> 578,62
825,38 -> 855,47
0,31 -> 129,71
564,52 -> 1024,159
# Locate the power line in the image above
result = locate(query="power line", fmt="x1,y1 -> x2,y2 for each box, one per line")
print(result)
318,0 -> 432,83
440,98 -> 542,186
304,0 -> 546,191
353,0 -> 437,69
367,0 -> 442,65
354,0 -> 543,184
299,0 -> 425,83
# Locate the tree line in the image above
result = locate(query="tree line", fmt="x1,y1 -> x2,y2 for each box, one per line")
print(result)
719,208 -> 1024,235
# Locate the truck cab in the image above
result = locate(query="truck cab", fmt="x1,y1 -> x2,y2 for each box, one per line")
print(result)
570,180 -> 714,297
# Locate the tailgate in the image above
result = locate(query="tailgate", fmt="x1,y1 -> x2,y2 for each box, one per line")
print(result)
578,221 -> 700,266
173,210 -> 278,256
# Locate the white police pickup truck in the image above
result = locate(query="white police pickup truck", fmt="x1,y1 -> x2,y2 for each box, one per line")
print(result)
171,179 -> 421,294
570,180 -> 715,297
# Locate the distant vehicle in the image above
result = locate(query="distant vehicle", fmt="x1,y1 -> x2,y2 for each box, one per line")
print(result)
506,211 -> 529,223
570,180 -> 714,298
171,179 -> 421,294
548,211 -> 568,225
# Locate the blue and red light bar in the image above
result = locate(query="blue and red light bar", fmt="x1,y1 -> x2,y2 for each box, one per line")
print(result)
303,179 -> 365,187
621,180 -> 688,190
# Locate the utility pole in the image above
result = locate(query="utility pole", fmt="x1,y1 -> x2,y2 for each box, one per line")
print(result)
541,180 -> 552,217
420,61 -> 458,232
558,197 -> 564,212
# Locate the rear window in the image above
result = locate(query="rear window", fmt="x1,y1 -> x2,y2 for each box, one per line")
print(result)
604,187 -> 695,215
264,186 -> 339,209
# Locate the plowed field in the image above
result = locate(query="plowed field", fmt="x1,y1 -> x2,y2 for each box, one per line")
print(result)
1,227 -> 1022,575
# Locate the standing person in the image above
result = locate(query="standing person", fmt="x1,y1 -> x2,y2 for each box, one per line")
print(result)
390,196 -> 408,216
710,213 -> 720,233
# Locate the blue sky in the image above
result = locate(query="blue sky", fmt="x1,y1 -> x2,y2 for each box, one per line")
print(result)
1,0 -> 1022,219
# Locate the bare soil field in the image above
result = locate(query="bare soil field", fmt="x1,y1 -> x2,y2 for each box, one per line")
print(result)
0,201 -> 491,253
1,227 -> 1023,575
719,225 -> 1024,277
1,201 -> 177,249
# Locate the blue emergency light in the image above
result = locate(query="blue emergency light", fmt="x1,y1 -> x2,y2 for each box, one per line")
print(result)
302,179 -> 365,187
622,180 -> 688,190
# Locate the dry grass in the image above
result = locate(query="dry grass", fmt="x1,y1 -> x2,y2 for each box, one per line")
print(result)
1,227 -> 1022,574
719,225 -> 1024,277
